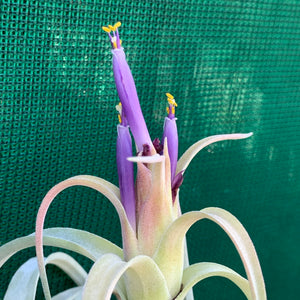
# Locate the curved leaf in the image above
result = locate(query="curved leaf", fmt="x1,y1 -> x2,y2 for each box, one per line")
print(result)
4,257 -> 38,300
182,238 -> 194,300
46,252 -> 87,285
176,262 -> 251,300
176,133 -> 252,174
34,175 -> 137,299
4,252 -> 86,300
154,207 -> 266,300
52,287 -> 83,300
82,253 -> 171,300
0,227 -> 123,268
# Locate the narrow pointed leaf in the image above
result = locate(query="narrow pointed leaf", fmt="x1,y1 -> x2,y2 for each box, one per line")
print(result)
127,154 -> 164,164
45,252 -> 87,285
35,175 -> 137,299
83,253 -> 171,300
4,252 -> 86,300
176,133 -> 252,174
154,207 -> 266,300
176,262 -> 251,300
0,227 -> 123,268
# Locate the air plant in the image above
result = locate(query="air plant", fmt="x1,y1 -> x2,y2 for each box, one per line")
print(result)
0,22 -> 266,300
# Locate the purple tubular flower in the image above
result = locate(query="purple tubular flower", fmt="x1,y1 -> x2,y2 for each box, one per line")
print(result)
113,49 -> 154,153
163,117 -> 178,180
103,23 -> 155,153
163,94 -> 178,180
117,123 -> 136,230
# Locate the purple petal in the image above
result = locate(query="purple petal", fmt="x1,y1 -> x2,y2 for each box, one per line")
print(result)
117,124 -> 136,230
112,49 -> 154,153
162,117 -> 178,181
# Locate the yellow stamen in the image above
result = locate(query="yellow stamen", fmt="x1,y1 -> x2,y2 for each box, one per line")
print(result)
108,25 -> 115,31
114,21 -> 121,28
116,103 -> 122,124
116,102 -> 122,114
166,92 -> 174,99
102,26 -> 111,33
166,106 -> 170,115
113,41 -> 117,49
166,92 -> 177,107
167,97 -> 178,107
172,106 -> 175,115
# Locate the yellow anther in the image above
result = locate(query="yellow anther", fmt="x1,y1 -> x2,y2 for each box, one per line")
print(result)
108,25 -> 115,31
166,92 -> 177,106
116,103 -> 122,114
166,106 -> 170,115
167,97 -> 178,107
172,106 -> 175,115
113,41 -> 117,49
102,26 -> 111,33
114,21 -> 121,28
116,103 -> 122,124
166,92 -> 174,99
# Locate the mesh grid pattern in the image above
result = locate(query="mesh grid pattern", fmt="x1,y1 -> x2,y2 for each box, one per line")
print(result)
1,0 -> 300,299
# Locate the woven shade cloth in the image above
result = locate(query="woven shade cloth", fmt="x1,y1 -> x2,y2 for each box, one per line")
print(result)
1,0 -> 300,299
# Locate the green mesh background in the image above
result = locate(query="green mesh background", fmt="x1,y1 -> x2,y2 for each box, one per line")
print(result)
1,0 -> 300,299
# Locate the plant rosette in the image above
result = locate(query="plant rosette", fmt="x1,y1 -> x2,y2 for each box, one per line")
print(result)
0,23 -> 266,300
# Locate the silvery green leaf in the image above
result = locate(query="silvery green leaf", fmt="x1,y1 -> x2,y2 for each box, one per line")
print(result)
34,175 -> 137,299
0,227 -> 123,268
4,252 -> 86,300
82,253 -> 171,300
176,262 -> 251,300
176,133 -> 252,174
154,207 -> 266,300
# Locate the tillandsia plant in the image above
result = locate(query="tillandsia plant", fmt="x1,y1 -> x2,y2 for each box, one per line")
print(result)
0,22 -> 266,300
